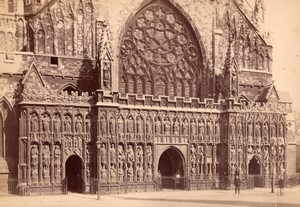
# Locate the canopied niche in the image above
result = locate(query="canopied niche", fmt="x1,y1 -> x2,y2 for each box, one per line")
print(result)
119,0 -> 203,99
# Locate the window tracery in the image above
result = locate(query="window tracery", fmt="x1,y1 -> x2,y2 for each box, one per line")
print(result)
120,1 -> 202,98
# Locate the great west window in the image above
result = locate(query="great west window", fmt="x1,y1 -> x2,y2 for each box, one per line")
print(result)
119,1 -> 203,99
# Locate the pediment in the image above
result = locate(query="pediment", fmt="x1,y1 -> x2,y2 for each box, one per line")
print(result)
22,62 -> 46,90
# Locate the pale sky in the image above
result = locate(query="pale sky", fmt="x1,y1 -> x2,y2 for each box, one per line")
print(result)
264,0 -> 300,109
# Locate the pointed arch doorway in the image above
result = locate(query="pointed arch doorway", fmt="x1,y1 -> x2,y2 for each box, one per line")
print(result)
65,155 -> 83,193
248,156 -> 263,187
158,147 -> 185,189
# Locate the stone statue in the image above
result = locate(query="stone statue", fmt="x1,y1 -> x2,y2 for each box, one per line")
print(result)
75,116 -> 83,134
53,114 -> 61,134
237,121 -> 242,140
255,123 -> 261,139
198,119 -> 204,141
271,123 -> 276,138
54,145 -> 61,178
146,118 -> 152,134
247,122 -> 253,137
262,122 -> 268,138
100,143 -> 107,165
191,119 -> 196,135
42,145 -> 50,178
198,145 -> 204,164
173,119 -> 180,135
64,115 -> 72,133
229,120 -> 235,139
110,143 -> 117,165
137,145 -> 144,165
155,118 -> 161,135
31,145 -> 38,179
100,116 -> 106,135
190,144 -> 196,164
146,145 -> 153,166
164,119 -> 171,135
31,114 -> 38,133
109,118 -> 115,135
101,165 -> 107,179
42,114 -> 50,133
137,163 -> 144,182
279,123 -> 284,137
127,144 -> 135,168
230,145 -> 236,163
136,116 -> 143,134
103,61 -> 111,88
118,144 -> 125,169
182,119 -> 189,135
117,116 -> 124,134
127,117 -> 134,134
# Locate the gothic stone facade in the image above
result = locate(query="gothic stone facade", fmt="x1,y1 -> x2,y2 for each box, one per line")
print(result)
0,0 -> 289,195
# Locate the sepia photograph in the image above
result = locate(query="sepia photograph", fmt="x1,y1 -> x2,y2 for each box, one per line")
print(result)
0,0 -> 300,206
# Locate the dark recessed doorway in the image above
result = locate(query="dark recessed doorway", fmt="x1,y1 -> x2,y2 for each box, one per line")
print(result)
65,155 -> 83,193
158,147 -> 185,189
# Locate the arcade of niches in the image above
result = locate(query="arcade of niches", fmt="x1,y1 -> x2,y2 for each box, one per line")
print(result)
0,0 -> 290,196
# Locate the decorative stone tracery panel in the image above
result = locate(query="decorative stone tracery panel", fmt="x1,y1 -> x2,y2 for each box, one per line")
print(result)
120,1 -> 203,98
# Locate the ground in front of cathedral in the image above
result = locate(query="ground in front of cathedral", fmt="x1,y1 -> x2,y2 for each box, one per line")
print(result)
1,187 -> 300,207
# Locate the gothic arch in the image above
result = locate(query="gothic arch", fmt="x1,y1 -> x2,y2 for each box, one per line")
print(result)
58,83 -> 82,94
119,0 -> 205,99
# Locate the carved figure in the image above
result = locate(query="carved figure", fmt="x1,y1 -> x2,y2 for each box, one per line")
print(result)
42,114 -> 50,133
100,143 -> 107,165
136,116 -> 143,134
198,119 -> 205,139
100,116 -> 106,134
53,145 -> 61,178
155,118 -> 161,135
146,118 -> 152,134
64,115 -> 72,132
137,145 -> 144,164
31,145 -> 38,179
146,145 -> 153,166
110,143 -> 117,164
53,114 -> 61,134
117,116 -> 124,134
42,145 -> 50,178
127,144 -> 135,168
101,165 -> 107,179
237,121 -> 242,140
255,123 -> 261,139
271,123 -> 276,138
137,163 -> 144,182
262,122 -> 268,138
247,122 -> 253,137
118,144 -> 125,169
191,119 -> 196,135
198,145 -> 204,164
190,144 -> 196,164
127,116 -> 134,134
75,116 -> 83,134
109,118 -> 115,135
103,61 -> 111,87
173,119 -> 180,135
31,114 -> 38,132
164,119 -> 171,135
182,119 -> 189,135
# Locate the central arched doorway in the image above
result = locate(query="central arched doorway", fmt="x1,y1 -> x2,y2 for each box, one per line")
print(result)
248,156 -> 262,187
158,147 -> 185,189
65,155 -> 83,193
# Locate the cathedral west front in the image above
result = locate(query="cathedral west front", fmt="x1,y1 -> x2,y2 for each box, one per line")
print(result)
0,0 -> 295,195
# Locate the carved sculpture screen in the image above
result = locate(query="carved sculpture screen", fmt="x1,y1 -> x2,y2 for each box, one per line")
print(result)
120,1 -> 203,98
